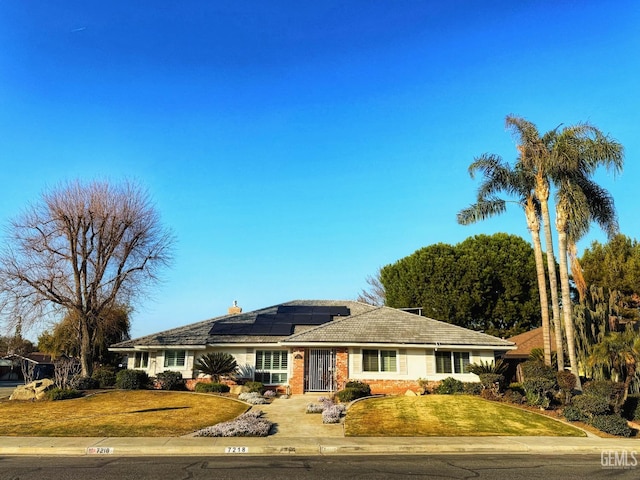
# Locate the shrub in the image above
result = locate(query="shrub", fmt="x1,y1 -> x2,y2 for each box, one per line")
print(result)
590,414 -> 633,437
336,388 -> 366,403
243,381 -> 264,394
193,410 -> 273,437
306,403 -> 325,414
478,373 -> 504,393
322,404 -> 344,424
519,360 -> 557,384
583,380 -> 625,413
91,366 -> 116,388
572,394 -> 611,418
556,371 -> 577,404
503,389 -> 524,405
508,383 -> 525,395
522,377 -> 556,408
563,405 -> 586,422
336,381 -> 371,403
434,377 -> 464,395
238,392 -> 268,404
462,382 -> 483,395
345,381 -> 371,396
417,378 -> 432,394
115,369 -> 149,390
480,388 -> 499,401
263,390 -> 277,398
307,398 -> 345,416
71,376 -> 99,390
45,388 -> 82,401
623,394 -> 640,421
195,382 -> 230,393
156,371 -> 185,391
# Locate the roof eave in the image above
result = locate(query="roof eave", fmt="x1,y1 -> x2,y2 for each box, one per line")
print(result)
282,341 -> 516,349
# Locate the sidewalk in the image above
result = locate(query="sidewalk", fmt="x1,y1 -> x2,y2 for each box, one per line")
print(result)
0,393 -> 638,456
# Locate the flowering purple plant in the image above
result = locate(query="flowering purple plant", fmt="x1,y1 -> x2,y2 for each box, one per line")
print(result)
194,410 -> 273,437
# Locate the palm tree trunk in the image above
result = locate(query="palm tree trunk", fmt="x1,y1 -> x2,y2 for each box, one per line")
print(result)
622,361 -> 635,408
526,205 -> 552,366
557,225 -> 582,390
539,186 -> 565,370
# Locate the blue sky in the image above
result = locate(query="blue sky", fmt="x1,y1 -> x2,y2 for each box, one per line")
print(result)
1,1 -> 638,340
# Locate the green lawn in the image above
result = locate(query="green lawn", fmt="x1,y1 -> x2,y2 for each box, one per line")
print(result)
345,395 -> 586,437
0,390 -> 248,437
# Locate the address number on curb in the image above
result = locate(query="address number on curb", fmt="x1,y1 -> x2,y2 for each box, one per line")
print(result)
86,447 -> 114,455
225,446 -> 249,454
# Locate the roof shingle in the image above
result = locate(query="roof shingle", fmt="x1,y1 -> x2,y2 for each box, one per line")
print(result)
110,300 -> 514,349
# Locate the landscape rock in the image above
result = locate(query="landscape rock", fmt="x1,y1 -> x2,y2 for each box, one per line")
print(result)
404,389 -> 417,396
9,378 -> 54,401
229,385 -> 250,395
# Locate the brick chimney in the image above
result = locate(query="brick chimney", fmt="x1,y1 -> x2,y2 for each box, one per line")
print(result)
228,300 -> 242,315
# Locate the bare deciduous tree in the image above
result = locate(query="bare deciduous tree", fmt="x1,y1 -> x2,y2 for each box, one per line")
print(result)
54,357 -> 82,389
20,359 -> 36,385
0,180 -> 174,376
356,268 -> 386,306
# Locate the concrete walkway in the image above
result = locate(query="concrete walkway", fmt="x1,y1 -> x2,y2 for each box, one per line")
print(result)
0,390 -> 638,456
256,393 -> 344,437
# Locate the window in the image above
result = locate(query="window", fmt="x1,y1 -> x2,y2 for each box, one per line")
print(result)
435,351 -> 470,374
453,352 -> 470,373
363,349 -> 397,372
255,350 -> 288,384
133,352 -> 148,368
435,351 -> 452,373
164,350 -> 186,368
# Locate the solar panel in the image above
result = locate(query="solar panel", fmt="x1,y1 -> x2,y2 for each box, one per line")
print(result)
255,313 -> 295,324
292,313 -> 331,324
277,305 -> 311,314
247,324 -> 271,335
269,323 -> 294,335
329,306 -> 350,316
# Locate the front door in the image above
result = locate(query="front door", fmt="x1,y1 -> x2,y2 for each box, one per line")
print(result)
304,348 -> 336,392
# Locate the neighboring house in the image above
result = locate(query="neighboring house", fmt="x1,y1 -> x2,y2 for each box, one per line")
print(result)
502,327 -> 557,382
2,353 -> 56,381
0,357 -> 17,381
110,300 -> 515,395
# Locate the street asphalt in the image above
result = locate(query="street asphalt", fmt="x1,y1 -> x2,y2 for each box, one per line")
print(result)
0,384 -> 638,457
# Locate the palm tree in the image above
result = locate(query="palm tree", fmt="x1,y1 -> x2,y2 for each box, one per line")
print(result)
549,123 -> 624,390
458,155 -> 553,366
506,115 -> 565,371
588,326 -> 640,408
194,352 -> 239,382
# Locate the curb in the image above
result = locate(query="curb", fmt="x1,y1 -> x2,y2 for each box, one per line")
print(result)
1,436 -> 638,457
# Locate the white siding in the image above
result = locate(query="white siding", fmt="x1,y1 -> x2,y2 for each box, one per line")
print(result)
347,347 -> 498,382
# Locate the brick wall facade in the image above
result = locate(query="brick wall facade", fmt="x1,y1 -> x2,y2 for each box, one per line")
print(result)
290,347 -> 306,394
358,379 -> 422,395
334,347 -> 349,391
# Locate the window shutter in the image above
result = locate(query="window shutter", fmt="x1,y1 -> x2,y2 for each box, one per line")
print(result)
399,349 -> 407,374
352,348 -> 362,374
425,349 -> 435,375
